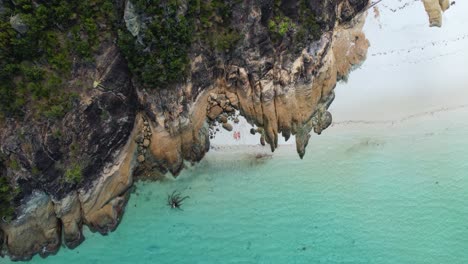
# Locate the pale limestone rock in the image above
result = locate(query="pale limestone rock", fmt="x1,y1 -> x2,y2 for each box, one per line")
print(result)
10,14 -> 28,34
124,0 -> 141,37
422,0 -> 450,27
54,192 -> 83,248
1,191 -> 60,261
79,118 -> 139,234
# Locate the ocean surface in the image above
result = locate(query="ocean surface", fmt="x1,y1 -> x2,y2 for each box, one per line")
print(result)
17,107 -> 468,264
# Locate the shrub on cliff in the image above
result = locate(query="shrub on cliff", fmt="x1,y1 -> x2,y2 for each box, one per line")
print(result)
268,0 -> 321,51
118,0 -> 241,89
0,0 -> 116,120
64,163 -> 83,184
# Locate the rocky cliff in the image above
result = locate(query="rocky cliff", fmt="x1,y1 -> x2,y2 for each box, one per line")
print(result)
422,0 -> 450,27
0,0 -> 371,260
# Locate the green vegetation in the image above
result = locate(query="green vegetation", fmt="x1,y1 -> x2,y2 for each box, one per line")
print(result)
0,0 -> 117,120
0,157 -> 19,220
118,1 -> 193,87
196,0 -> 242,51
268,0 -> 321,49
268,15 -> 294,38
295,0 -> 321,48
64,163 -> 83,184
117,0 -> 242,89
0,0 -> 320,115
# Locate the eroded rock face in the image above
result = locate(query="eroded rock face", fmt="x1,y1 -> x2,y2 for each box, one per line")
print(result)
1,191 -> 60,261
0,42 -> 137,259
0,0 -> 370,260
196,6 -> 369,158
54,192 -> 83,249
422,0 -> 450,27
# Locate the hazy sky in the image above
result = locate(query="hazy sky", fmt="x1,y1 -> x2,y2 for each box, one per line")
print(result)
331,0 -> 468,121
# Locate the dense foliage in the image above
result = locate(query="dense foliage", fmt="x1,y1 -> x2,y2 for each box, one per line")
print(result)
0,0 -> 321,116
117,0 -> 242,89
269,0 -> 320,51
0,0 -> 116,119
0,157 -> 18,220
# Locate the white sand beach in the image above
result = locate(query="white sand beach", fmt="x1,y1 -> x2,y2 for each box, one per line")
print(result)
211,0 -> 468,147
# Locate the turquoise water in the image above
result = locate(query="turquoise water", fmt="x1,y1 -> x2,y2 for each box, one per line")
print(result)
13,110 -> 468,264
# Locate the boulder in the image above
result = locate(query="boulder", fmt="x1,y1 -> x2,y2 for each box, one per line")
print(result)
219,115 -> 228,123
222,123 -> 233,131
207,106 -> 223,120
137,155 -> 145,163
143,139 -> 150,147
209,93 -> 218,100
134,135 -> 143,143
216,94 -> 227,102
225,92 -> 239,107
10,14 -> 28,34
225,106 -> 234,112
124,0 -> 141,37
2,192 -> 60,261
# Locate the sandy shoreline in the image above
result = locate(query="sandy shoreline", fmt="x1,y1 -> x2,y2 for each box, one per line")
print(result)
331,0 -> 468,122
210,102 -> 468,149
211,0 -> 468,147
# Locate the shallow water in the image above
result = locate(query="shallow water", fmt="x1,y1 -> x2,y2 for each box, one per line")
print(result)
17,109 -> 468,264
